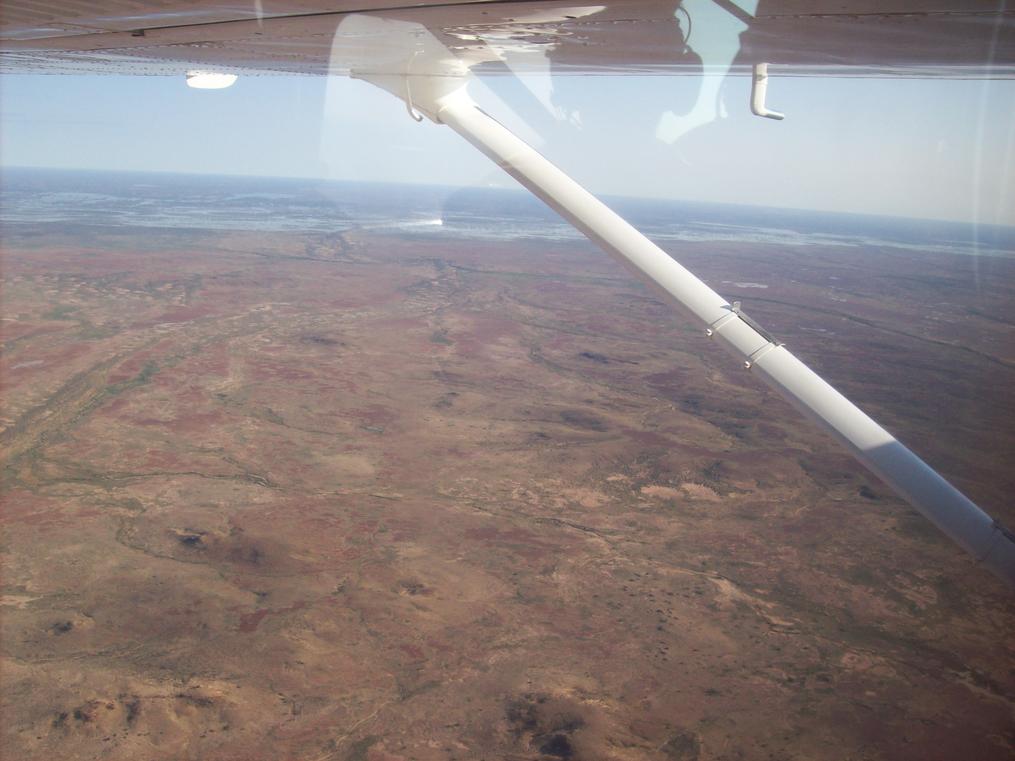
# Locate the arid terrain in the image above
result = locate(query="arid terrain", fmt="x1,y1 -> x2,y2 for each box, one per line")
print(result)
2,215 -> 1014,760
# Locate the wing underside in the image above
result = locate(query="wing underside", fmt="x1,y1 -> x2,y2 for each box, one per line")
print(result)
2,0 -> 1013,78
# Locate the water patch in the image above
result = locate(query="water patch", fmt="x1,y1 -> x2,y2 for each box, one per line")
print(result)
2,168 -> 1012,258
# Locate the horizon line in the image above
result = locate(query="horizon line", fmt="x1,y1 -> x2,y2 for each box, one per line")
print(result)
2,163 -> 1013,231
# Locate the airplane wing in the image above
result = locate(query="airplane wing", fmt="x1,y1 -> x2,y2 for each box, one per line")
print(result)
2,0 -> 1014,78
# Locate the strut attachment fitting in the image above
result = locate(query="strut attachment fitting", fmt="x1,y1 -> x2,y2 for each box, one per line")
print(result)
731,300 -> 782,346
706,301 -> 781,369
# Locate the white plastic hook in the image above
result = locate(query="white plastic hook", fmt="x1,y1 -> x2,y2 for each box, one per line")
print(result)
404,51 -> 425,122
751,63 -> 785,120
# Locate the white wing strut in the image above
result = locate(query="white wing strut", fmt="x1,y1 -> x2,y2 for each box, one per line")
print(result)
355,69 -> 1015,587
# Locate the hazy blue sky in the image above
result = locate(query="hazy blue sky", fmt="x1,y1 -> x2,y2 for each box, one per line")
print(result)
2,70 -> 1013,224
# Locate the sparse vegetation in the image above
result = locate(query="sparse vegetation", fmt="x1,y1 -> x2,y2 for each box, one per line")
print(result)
2,217 -> 1012,761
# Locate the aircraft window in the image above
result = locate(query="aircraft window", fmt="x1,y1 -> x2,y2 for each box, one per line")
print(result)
1,6 -> 1014,759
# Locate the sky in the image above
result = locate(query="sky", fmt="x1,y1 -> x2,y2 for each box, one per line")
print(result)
2,69 -> 1014,225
